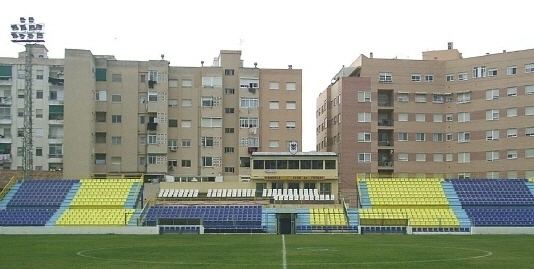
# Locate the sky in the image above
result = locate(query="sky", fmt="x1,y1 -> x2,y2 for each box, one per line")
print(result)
2,0 -> 533,151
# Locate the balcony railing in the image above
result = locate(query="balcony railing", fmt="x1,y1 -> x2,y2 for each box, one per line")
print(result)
378,100 -> 393,107
378,160 -> 394,167
378,140 -> 393,146
48,154 -> 63,158
378,119 -> 393,127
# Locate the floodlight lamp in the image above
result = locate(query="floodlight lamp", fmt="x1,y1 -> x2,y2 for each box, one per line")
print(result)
19,17 -> 25,23
36,33 -> 43,39
19,33 -> 25,39
11,24 -> 18,30
29,25 -> 36,31
29,17 -> 34,23
20,24 -> 27,31
36,24 -> 43,30
27,33 -> 34,39
11,32 -> 18,38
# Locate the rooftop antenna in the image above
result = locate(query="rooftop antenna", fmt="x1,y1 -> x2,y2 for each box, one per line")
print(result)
10,17 -> 45,180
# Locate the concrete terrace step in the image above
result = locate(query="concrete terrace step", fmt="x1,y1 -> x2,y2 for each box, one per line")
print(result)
527,183 -> 534,197
125,183 -> 142,209
347,208 -> 359,226
128,208 -> 142,226
0,182 -> 22,209
262,208 -> 277,233
442,181 -> 471,228
358,182 -> 371,208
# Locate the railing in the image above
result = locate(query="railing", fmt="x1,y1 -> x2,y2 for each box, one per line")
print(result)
378,140 -> 393,146
378,119 -> 393,127
378,160 -> 394,167
0,176 -> 17,200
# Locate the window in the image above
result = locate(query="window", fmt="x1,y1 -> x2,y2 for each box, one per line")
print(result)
181,99 -> 192,107
415,113 -> 426,122
224,88 -> 235,95
239,117 -> 258,128
527,106 -> 534,116
485,89 -> 499,100
147,134 -> 157,144
398,132 -> 408,141
525,63 -> 534,73
168,139 -> 177,151
224,147 -> 234,153
457,92 -> 471,103
148,92 -> 158,102
507,128 -> 518,138
286,82 -> 296,91
181,139 -> 191,147
269,121 -> 279,129
140,74 -> 146,83
432,133 -> 444,142
111,74 -> 122,82
433,94 -> 445,103
168,79 -> 178,87
267,81 -> 280,90
358,91 -> 371,102
224,167 -> 235,173
225,128 -> 234,134
416,133 -> 425,141
224,69 -> 234,76
446,74 -> 454,81
505,108 -> 518,118
424,74 -> 434,82
36,109 -> 43,119
526,148 -> 534,158
398,113 -> 408,122
111,157 -> 122,165
527,85 -> 534,95
416,153 -> 426,162
433,154 -> 444,162
358,112 -> 371,122
36,90 -> 43,99
181,79 -> 193,87
240,97 -> 259,108
397,93 -> 409,102
415,93 -> 427,103
325,160 -> 336,169
96,90 -> 107,101
446,154 -> 453,162
201,156 -> 213,167
111,94 -> 121,102
168,119 -> 178,127
486,151 -> 500,161
433,114 -> 443,122
486,109 -> 500,121
446,114 -> 453,122
201,96 -> 215,107
411,74 -> 421,82
473,66 -> 487,78
507,66 -> 517,75
201,137 -> 214,147
286,101 -> 296,110
139,135 -> 146,145
240,157 -> 251,167
201,117 -> 222,127
181,120 -> 192,128
225,107 -> 234,114
286,121 -> 296,129
269,101 -> 279,109
458,112 -> 470,123
111,115 -> 122,123
36,147 -> 42,157
458,132 -> 470,143
202,76 -> 223,88
507,150 -> 518,160
398,153 -> 408,162
458,152 -> 470,163
181,160 -> 191,167
358,132 -> 371,142
507,87 -> 518,97
378,72 -> 392,83
358,153 -> 371,163
95,153 -> 106,165
168,99 -> 178,108
111,136 -> 122,145
17,108 -> 23,117
486,130 -> 499,141
458,73 -> 468,81
49,144 -> 63,158
487,68 -> 497,77
269,140 -> 279,148
36,70 -> 43,80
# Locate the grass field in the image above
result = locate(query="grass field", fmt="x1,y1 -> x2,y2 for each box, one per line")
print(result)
1,234 -> 534,269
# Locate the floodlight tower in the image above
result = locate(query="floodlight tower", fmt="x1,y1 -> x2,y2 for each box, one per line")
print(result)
10,17 -> 45,179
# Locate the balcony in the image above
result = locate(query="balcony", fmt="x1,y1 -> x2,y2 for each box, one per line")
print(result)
0,116 -> 12,124
0,136 -> 12,143
0,78 -> 12,86
378,118 -> 393,127
47,154 -> 63,163
48,77 -> 64,86
147,122 -> 158,131
378,130 -> 394,147
378,111 -> 393,127
0,96 -> 12,105
147,162 -> 167,173
378,149 -> 394,169
48,136 -> 63,144
378,90 -> 393,107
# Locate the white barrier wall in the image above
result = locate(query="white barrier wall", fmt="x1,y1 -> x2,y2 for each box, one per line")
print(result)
472,227 -> 534,234
0,226 -> 159,235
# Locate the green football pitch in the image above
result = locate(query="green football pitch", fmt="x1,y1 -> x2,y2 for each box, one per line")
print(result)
1,234 -> 533,269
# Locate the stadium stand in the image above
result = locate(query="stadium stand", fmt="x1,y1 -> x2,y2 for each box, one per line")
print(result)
450,179 -> 534,226
261,189 -> 335,201
143,204 -> 263,232
206,189 -> 255,198
158,189 -> 199,198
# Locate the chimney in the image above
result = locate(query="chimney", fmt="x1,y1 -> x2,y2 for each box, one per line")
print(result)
448,42 -> 453,50
288,65 -> 292,70
503,50 -> 507,53
370,52 -> 374,58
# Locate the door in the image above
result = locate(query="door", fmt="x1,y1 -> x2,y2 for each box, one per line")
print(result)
277,213 -> 295,234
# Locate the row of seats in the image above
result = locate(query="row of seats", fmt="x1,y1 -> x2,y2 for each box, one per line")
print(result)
262,189 -> 319,197
158,189 -> 199,198
359,208 -> 459,227
56,209 -> 135,226
365,178 -> 449,206
8,180 -> 77,208
70,179 -> 136,207
207,189 -> 255,198
309,208 -> 347,226
273,194 -> 335,201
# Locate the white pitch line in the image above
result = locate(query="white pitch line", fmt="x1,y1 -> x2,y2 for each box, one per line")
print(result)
282,235 -> 287,269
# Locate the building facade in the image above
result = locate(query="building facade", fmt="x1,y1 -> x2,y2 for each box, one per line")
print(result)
62,49 -> 302,183
317,44 -> 534,198
0,45 -> 64,171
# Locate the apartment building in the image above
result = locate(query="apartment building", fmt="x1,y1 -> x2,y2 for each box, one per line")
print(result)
0,45 -> 64,171
63,49 -> 302,182
317,43 -> 534,197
